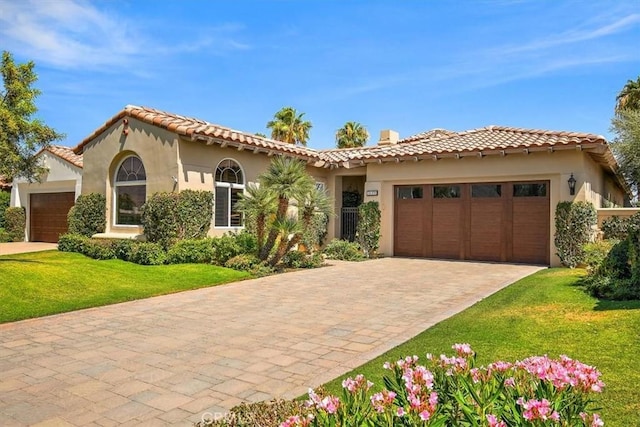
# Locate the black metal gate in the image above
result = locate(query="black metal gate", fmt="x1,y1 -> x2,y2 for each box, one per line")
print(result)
341,207 -> 359,242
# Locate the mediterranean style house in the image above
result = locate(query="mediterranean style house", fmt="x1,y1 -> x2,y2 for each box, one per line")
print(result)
11,105 -> 632,266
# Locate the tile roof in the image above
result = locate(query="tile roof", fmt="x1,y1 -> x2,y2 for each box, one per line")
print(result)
74,105 -> 322,161
70,105 -> 622,190
44,145 -> 83,168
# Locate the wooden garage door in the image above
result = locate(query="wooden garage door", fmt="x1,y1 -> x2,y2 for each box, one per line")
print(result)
394,181 -> 549,264
30,192 -> 75,243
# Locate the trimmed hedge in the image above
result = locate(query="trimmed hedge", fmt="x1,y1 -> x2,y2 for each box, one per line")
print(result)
67,193 -> 106,237
4,207 -> 25,242
0,191 -> 10,228
601,215 -> 630,240
357,201 -> 381,258
167,239 -> 215,264
554,201 -> 596,268
141,190 -> 213,249
323,239 -> 364,261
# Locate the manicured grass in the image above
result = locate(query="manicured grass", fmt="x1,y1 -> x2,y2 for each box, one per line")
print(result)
0,250 -> 250,323
322,268 -> 640,426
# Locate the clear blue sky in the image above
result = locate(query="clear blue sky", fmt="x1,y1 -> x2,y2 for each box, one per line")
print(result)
1,0 -> 639,150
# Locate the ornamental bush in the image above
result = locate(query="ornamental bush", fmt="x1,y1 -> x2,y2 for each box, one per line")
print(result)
281,251 -> 324,269
282,344 -> 604,427
554,202 -> 597,268
0,191 -> 10,228
356,201 -> 381,258
323,239 -> 364,261
211,234 -> 242,265
67,193 -> 106,237
58,233 -> 89,253
166,239 -> 215,264
583,213 -> 640,300
224,254 -> 260,271
141,190 -> 213,249
601,215 -> 630,240
4,206 -> 25,242
129,242 -> 166,265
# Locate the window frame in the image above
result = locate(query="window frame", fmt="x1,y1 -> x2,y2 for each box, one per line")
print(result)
214,158 -> 245,229
113,155 -> 146,227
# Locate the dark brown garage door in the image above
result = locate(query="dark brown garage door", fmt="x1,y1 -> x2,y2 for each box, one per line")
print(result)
30,192 -> 75,243
394,182 -> 549,264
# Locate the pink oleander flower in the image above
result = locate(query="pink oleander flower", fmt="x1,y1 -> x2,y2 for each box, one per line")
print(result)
342,374 -> 373,393
504,377 -> 516,388
486,414 -> 507,427
516,355 -> 605,393
279,414 -> 313,427
306,389 -> 340,414
488,361 -> 513,372
370,390 -> 397,413
517,398 -> 560,422
581,412 -> 604,427
396,407 -> 405,417
419,409 -> 432,421
452,343 -> 474,357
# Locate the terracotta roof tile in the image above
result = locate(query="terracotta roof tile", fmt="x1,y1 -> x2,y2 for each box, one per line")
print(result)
44,145 -> 83,168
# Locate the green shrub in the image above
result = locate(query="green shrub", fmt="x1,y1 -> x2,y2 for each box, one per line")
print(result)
67,193 -> 106,237
249,263 -> 275,277
229,230 -> 258,256
357,201 -> 381,258
554,201 -> 597,268
323,239 -> 364,261
4,207 -> 25,242
0,227 -> 9,243
601,215 -> 630,240
58,233 -> 90,253
583,214 -> 640,300
112,239 -> 136,262
130,242 -> 167,265
0,191 -> 10,228
211,234 -> 242,265
224,254 -> 260,271
83,239 -> 116,260
167,239 -> 215,264
301,212 -> 330,253
582,240 -> 615,273
141,191 -> 213,249
281,250 -> 324,269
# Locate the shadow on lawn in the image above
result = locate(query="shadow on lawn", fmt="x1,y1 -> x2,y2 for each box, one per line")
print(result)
0,258 -> 43,264
593,299 -> 640,311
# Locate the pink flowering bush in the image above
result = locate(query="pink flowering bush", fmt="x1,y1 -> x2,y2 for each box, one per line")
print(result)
281,344 -> 605,426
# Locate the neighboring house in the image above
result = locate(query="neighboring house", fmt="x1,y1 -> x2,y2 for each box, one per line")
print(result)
19,105 -> 632,266
10,146 -> 83,243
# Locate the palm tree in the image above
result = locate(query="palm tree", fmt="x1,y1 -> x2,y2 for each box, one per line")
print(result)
234,183 -> 277,252
266,107 -> 312,146
616,76 -> 640,113
258,156 -> 314,260
335,121 -> 369,148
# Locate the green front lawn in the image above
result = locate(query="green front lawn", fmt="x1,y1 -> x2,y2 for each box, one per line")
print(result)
0,250 -> 250,323
322,268 -> 640,426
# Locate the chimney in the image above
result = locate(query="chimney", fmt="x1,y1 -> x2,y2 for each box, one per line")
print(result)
378,129 -> 399,146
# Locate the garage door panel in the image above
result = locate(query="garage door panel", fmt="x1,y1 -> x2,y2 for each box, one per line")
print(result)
395,201 -> 425,256
470,201 -> 503,261
432,201 -> 462,259
30,192 -> 75,243
512,195 -> 549,264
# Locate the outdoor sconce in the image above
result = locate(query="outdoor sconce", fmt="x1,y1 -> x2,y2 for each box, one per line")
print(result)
568,173 -> 576,196
122,118 -> 129,136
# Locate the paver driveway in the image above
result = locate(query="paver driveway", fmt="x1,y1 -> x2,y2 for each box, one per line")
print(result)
0,258 -> 543,426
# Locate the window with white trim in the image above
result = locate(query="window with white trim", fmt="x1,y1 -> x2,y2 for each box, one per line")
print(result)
114,156 -> 146,225
215,159 -> 244,227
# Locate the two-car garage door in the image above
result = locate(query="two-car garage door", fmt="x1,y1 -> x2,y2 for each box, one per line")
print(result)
30,192 -> 75,243
394,181 -> 549,264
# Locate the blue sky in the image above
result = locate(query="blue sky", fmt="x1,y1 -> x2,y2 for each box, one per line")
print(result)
1,0 -> 639,150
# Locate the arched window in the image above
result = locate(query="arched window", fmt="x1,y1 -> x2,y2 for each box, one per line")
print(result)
215,159 -> 244,227
114,156 -> 146,225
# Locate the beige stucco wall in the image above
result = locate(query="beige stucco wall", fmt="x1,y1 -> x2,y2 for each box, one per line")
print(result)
359,149 -> 620,267
11,152 -> 82,241
81,118 -> 180,236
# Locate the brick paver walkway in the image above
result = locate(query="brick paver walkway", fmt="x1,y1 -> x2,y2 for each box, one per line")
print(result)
0,258 -> 543,426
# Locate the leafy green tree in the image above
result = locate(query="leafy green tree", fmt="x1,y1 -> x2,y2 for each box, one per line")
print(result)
266,107 -> 312,146
616,76 -> 640,114
237,156 -> 332,266
610,109 -> 640,202
0,51 -> 64,181
335,121 -> 369,148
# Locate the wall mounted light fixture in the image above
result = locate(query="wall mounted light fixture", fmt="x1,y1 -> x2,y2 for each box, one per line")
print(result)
568,173 -> 576,196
